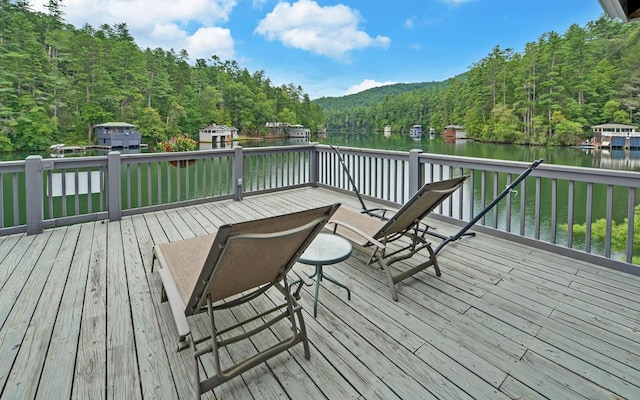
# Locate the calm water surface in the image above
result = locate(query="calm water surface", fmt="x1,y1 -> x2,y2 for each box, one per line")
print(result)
4,133 -> 640,172
312,133 -> 640,172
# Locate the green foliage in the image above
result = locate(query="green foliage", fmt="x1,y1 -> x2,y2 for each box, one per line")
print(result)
0,134 -> 14,152
12,96 -> 55,151
602,100 -> 622,121
0,5 -> 322,149
487,104 -> 519,142
551,118 -> 583,145
154,135 -> 197,152
278,108 -> 297,124
613,109 -> 631,124
563,205 -> 640,264
317,16 -> 640,142
135,107 -> 166,143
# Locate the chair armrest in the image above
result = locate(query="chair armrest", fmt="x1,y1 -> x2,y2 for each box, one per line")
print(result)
363,207 -> 395,220
154,248 -> 191,341
327,220 -> 386,250
289,267 -> 314,300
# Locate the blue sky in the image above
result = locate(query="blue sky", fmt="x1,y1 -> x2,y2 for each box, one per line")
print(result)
32,0 -> 606,99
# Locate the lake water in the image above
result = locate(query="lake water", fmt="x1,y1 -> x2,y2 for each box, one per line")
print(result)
4,133 -> 640,172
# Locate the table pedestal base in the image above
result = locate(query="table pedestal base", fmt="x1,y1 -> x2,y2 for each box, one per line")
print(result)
309,265 -> 351,317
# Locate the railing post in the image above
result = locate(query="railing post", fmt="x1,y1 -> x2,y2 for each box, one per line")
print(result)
408,149 -> 423,198
233,146 -> 244,201
108,151 -> 122,221
310,143 -> 319,186
25,155 -> 44,235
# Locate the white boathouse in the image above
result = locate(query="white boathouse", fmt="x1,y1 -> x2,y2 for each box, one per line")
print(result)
592,123 -> 640,148
198,123 -> 238,143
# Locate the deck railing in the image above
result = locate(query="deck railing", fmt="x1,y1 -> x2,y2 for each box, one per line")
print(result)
1,144 -> 638,271
315,146 -> 639,270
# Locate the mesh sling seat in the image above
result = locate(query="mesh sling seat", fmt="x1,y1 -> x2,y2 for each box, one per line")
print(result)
328,176 -> 467,301
152,204 -> 339,398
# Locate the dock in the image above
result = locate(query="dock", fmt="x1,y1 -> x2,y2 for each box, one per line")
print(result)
50,144 -> 147,155
1,187 -> 639,399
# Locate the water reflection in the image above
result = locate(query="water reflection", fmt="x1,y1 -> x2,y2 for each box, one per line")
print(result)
199,141 -> 235,150
47,147 -> 144,158
199,137 -> 311,150
595,149 -> 640,170
314,132 -> 640,172
3,133 -> 640,173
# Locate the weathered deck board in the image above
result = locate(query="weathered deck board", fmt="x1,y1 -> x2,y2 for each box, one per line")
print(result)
120,217 -> 177,399
37,223 -> 95,399
3,226 -> 79,399
0,234 -> 28,287
0,228 -> 61,392
72,220 -> 108,399
1,186 -> 639,399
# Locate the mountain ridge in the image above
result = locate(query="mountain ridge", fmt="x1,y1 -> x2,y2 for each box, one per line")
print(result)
312,75 -> 467,111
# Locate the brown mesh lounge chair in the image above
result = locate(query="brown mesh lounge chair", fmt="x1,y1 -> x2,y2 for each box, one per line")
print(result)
327,176 -> 467,301
152,204 -> 339,398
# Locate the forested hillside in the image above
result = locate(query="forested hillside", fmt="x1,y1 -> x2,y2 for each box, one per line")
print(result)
320,17 -> 640,146
0,1 -> 323,151
313,81 -> 448,111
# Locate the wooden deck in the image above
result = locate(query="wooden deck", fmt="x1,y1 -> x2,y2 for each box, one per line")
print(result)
1,187 -> 640,399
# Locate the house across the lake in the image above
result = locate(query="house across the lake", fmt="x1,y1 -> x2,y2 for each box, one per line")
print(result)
265,122 -> 311,139
591,123 -> 640,149
444,124 -> 467,142
198,123 -> 238,143
95,122 -> 142,148
266,122 -> 286,136
285,124 -> 311,139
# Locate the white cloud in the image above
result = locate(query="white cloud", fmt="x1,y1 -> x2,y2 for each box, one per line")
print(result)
47,0 -> 237,27
404,17 -> 416,29
187,27 -> 235,60
345,79 -> 397,95
252,0 -> 269,8
255,0 -> 390,60
30,0 -> 237,62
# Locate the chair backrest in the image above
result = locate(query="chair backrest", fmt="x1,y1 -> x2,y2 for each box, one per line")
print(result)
186,204 -> 340,314
375,176 -> 467,239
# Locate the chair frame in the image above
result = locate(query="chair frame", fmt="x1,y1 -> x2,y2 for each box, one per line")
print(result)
328,176 -> 467,301
152,204 -> 339,398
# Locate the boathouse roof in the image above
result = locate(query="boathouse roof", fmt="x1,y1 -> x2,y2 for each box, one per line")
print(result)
200,123 -> 237,131
591,123 -> 638,129
94,122 -> 136,128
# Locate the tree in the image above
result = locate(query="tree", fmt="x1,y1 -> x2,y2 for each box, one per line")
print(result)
489,104 -> 519,142
135,106 -> 166,143
278,108 -> 297,124
613,109 -> 631,124
602,99 -> 622,121
551,113 -> 583,145
13,98 -> 55,150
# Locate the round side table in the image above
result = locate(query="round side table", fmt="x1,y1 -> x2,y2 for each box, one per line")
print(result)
299,233 -> 353,317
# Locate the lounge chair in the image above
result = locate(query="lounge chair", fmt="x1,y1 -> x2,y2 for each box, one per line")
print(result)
327,176 -> 467,301
152,204 -> 339,398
